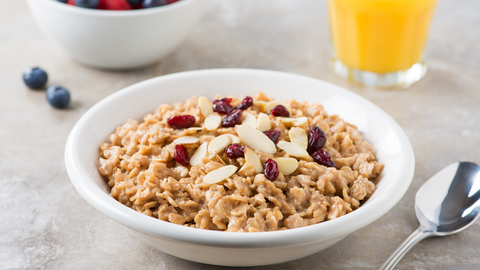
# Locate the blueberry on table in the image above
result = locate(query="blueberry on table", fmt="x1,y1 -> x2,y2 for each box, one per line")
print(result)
142,0 -> 168,8
127,0 -> 143,5
55,0 -> 68,3
46,85 -> 71,109
75,0 -> 99,8
23,67 -> 48,90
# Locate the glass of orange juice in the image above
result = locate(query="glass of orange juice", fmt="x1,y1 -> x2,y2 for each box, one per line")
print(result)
327,0 -> 438,89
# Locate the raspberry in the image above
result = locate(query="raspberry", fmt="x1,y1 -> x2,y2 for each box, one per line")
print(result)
174,145 -> 190,166
270,105 -> 290,117
312,149 -> 336,168
167,115 -> 196,129
225,144 -> 245,159
222,109 -> 242,127
263,129 -> 281,143
307,126 -> 327,155
236,96 -> 253,110
102,0 -> 132,10
264,159 -> 279,181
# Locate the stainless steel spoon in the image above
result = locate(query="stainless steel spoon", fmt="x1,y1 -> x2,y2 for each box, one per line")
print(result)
380,162 -> 480,270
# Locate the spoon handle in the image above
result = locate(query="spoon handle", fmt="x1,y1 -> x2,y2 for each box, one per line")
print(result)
379,227 -> 433,270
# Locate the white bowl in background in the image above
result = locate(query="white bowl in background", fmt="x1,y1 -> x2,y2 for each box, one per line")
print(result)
65,69 -> 415,266
27,0 -> 207,70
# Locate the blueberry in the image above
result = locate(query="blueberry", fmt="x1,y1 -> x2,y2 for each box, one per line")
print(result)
127,0 -> 143,5
46,85 -> 71,109
75,0 -> 99,8
23,67 -> 48,90
142,0 -> 168,8
55,0 -> 68,3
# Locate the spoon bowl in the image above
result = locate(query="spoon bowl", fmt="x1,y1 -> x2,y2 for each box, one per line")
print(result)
380,162 -> 480,270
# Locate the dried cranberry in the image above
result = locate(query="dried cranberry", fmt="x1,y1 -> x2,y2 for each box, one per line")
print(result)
222,109 -> 242,127
270,105 -> 290,117
307,126 -> 327,155
174,144 -> 190,166
264,159 -> 279,180
312,149 -> 336,168
213,97 -> 232,105
167,115 -> 195,129
236,96 -> 253,110
263,129 -> 281,143
213,101 -> 234,115
225,144 -> 245,159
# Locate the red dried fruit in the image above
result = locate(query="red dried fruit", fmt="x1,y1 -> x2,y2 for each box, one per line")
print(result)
263,129 -> 281,143
174,145 -> 190,166
270,105 -> 290,117
222,109 -> 242,127
167,115 -> 196,129
312,149 -> 336,168
264,158 -> 279,180
236,96 -> 253,110
307,126 -> 327,155
213,101 -> 234,115
213,97 -> 232,105
224,144 -> 245,159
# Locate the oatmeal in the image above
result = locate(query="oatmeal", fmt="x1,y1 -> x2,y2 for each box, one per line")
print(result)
98,92 -> 383,232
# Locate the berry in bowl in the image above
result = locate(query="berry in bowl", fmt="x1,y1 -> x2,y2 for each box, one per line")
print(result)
65,69 -> 415,266
27,0 -> 206,69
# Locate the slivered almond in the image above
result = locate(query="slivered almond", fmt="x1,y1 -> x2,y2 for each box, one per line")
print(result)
254,101 -> 267,113
289,127 -> 308,150
187,127 -> 204,132
279,117 -> 295,125
236,125 -> 276,154
225,134 -> 241,144
174,136 -> 200,145
256,113 -> 271,132
274,157 -> 299,175
277,141 -> 310,159
266,101 -> 292,115
204,113 -> 222,131
292,117 -> 308,126
203,165 -> 238,184
190,142 -> 208,166
242,114 -> 257,127
198,96 -> 213,117
207,134 -> 231,154
245,148 -> 263,173
214,152 -> 227,165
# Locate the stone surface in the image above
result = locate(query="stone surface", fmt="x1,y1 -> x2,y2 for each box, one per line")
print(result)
1,0 -> 480,269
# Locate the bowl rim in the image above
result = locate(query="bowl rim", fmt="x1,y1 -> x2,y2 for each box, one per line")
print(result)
65,68 -> 415,248
34,0 -> 197,17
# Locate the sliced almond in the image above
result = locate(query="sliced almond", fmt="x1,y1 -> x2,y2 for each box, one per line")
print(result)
225,134 -> 241,144
289,127 -> 308,150
207,134 -> 231,154
204,113 -> 222,131
292,117 -> 308,126
266,101 -> 293,115
242,114 -> 257,128
245,148 -> 263,173
187,127 -> 204,132
254,101 -> 267,113
203,165 -> 238,184
190,142 -> 208,166
236,125 -> 276,154
198,96 -> 213,117
256,113 -> 271,132
279,117 -> 295,125
277,141 -> 310,159
174,136 -> 200,145
206,152 -> 214,160
214,152 -> 227,165
274,157 -> 299,175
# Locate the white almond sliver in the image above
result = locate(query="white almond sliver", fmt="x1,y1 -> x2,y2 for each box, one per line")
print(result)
254,101 -> 267,113
242,114 -> 257,128
266,101 -> 293,115
214,153 -> 227,165
279,117 -> 295,125
289,127 -> 308,150
236,125 -> 276,154
292,117 -> 308,126
256,113 -> 271,132
190,142 -> 208,166
198,96 -> 213,117
174,136 -> 200,145
187,127 -> 204,132
203,165 -> 238,184
225,134 -> 241,144
204,113 -> 222,131
277,141 -> 310,159
245,148 -> 263,173
274,157 -> 299,175
207,134 -> 232,154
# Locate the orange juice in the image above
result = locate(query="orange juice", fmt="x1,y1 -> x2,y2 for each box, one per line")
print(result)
328,0 -> 437,73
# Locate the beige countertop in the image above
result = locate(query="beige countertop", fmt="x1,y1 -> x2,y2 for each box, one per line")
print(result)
2,0 -> 480,269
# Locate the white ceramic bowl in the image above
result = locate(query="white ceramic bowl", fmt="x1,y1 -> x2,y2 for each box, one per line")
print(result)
27,0 -> 207,69
65,69 -> 415,266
